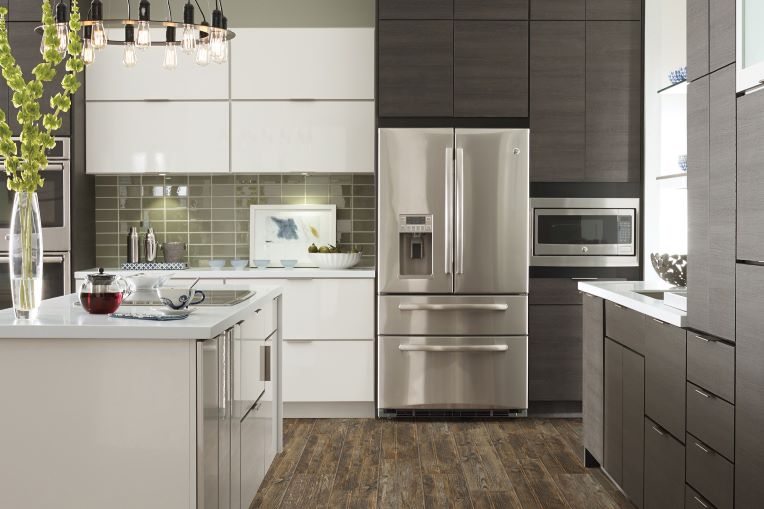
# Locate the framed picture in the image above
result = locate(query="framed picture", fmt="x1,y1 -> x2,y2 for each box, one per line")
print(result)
249,205 -> 337,267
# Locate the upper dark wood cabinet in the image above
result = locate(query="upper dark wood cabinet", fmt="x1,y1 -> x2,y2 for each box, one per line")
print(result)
6,22 -> 70,136
644,319 -> 686,441
530,0 -> 585,19
736,263 -> 764,509
528,304 -> 582,401
687,0 -> 709,81
710,0 -> 735,72
585,21 -> 641,182
737,90 -> 764,262
8,0 -> 42,22
454,21 -> 529,117
586,0 -> 642,20
455,0 -> 529,19
530,21 -> 585,181
378,0 -> 454,19
582,294 -> 604,464
378,20 -> 454,117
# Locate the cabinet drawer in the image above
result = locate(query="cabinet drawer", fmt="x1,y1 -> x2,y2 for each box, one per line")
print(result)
605,301 -> 645,354
528,305 -> 582,401
686,434 -> 734,509
644,318 -> 686,440
686,485 -> 715,509
529,278 -> 583,305
252,297 -> 277,342
687,382 -> 734,462
687,333 -> 735,403
644,417 -> 685,509
283,340 -> 374,402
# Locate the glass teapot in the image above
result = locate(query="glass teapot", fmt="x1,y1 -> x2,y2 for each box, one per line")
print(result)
79,268 -> 134,314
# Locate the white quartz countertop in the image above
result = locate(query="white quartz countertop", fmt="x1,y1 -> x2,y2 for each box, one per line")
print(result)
75,267 -> 376,279
578,281 -> 687,328
0,284 -> 282,340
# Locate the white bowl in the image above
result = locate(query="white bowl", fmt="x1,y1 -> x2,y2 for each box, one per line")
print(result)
230,259 -> 248,269
308,252 -> 362,270
208,259 -> 226,268
125,272 -> 174,290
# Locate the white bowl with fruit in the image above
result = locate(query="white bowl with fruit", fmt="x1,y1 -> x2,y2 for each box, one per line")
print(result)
307,244 -> 362,270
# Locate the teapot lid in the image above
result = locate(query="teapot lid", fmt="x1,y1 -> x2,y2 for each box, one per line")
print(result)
86,268 -> 119,285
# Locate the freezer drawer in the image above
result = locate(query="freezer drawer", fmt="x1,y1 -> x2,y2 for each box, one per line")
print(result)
378,295 -> 527,336
377,336 -> 528,413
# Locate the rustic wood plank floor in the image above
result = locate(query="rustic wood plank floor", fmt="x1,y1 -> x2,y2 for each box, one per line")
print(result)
252,418 -> 634,509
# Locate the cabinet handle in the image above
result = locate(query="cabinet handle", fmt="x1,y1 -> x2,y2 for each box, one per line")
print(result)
693,496 -> 709,508
694,388 -> 711,398
613,303 -> 625,309
255,308 -> 262,314
695,334 -> 715,343
652,318 -> 664,325
650,425 -> 665,436
571,277 -> 598,281
695,442 -> 712,454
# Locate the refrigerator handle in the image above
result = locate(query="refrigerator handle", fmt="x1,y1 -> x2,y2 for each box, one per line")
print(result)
455,148 -> 465,275
445,147 -> 454,275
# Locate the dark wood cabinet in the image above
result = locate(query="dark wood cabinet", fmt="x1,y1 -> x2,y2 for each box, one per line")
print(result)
8,0 -> 42,22
6,22 -> 70,136
709,0 -> 735,72
604,338 -> 644,507
586,0 -> 641,20
735,263 -> 764,509
378,0 -> 454,20
529,21 -> 585,181
454,0 -> 529,19
644,417 -> 685,509
605,301 -> 645,354
453,21 -> 529,117
528,304 -> 582,401
737,89 -> 764,262
583,293 -> 604,465
530,0 -> 585,19
529,278 -> 582,305
686,486 -> 713,509
644,319 -> 686,441
378,20 -> 454,117
687,332 -> 735,403
585,21 -> 641,182
687,0 -> 709,81
687,382 -> 735,462
686,434 -> 734,509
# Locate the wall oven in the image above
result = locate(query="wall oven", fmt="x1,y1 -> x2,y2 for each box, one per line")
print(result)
0,252 -> 71,309
530,198 -> 639,267
0,138 -> 70,252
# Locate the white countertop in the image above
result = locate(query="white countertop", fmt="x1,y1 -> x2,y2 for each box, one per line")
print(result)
75,267 -> 376,280
578,281 -> 687,328
0,284 -> 282,340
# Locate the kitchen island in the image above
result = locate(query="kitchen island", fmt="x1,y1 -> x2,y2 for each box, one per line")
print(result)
0,284 -> 282,509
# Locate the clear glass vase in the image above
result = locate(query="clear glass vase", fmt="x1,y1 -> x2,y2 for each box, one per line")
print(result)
8,192 -> 43,319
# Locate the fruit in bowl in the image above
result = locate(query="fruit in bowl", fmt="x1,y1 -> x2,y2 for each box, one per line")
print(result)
307,244 -> 362,269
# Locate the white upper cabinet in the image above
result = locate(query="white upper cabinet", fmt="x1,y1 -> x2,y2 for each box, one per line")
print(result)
85,30 -> 229,100
231,101 -> 374,173
230,28 -> 374,100
86,102 -> 229,174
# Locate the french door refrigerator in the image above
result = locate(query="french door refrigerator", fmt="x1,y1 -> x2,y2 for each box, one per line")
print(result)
377,128 -> 530,418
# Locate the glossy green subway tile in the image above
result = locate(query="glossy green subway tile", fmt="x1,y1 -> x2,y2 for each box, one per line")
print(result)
306,184 -> 329,196
95,176 -> 118,185
352,197 -> 375,209
165,221 -> 189,233
212,245 -> 236,257
353,208 -> 375,220
94,209 -> 118,221
119,209 -> 142,222
353,174 -> 374,185
190,233 -> 212,244
118,185 -> 142,198
306,175 -> 330,185
353,185 -> 375,197
95,185 -> 118,198
95,221 -> 118,234
210,219 -> 236,232
305,196 -> 330,205
258,174 -> 281,185
165,208 -> 189,221
353,232 -> 375,244
163,232 -> 188,244
189,209 -> 212,221
210,208 -> 235,221
282,174 -> 305,185
189,245 -> 212,257
189,221 -> 212,233
211,184 -> 236,197
282,184 -> 306,197
330,174 -> 352,184
283,196 -> 307,205
211,175 -> 235,184
337,208 -> 352,220
353,220 -> 375,232
142,175 -> 165,185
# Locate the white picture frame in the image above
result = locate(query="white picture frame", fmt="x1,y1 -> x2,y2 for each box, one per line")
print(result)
249,204 -> 337,267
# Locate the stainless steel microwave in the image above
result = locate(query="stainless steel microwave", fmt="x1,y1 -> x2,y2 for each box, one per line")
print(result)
530,197 -> 639,267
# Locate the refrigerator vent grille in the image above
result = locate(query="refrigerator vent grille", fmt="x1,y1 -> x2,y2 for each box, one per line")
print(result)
378,408 -> 528,419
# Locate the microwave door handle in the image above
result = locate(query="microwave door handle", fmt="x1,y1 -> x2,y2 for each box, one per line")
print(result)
445,147 -> 454,275
43,163 -> 65,171
455,148 -> 465,275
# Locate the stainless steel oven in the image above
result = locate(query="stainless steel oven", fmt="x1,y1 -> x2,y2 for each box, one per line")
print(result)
0,252 -> 71,309
530,197 -> 639,267
0,138 -> 70,252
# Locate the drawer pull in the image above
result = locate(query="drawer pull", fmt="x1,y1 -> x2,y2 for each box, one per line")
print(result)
255,308 -> 262,314
695,442 -> 712,454
399,344 -> 509,353
398,303 -> 509,312
693,496 -> 709,508
695,334 -> 716,343
652,318 -> 664,325
694,388 -> 711,398
284,339 -> 314,343
650,425 -> 665,436
613,303 -> 625,309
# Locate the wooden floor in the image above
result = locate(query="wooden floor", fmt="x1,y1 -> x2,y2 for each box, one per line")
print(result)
252,418 -> 634,509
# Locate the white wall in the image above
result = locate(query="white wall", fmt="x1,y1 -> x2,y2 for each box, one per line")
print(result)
644,0 -> 688,283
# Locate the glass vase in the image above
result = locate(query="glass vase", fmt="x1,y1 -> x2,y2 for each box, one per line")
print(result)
8,192 -> 43,319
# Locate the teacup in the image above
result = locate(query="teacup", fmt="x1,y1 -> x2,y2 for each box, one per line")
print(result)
157,287 -> 206,310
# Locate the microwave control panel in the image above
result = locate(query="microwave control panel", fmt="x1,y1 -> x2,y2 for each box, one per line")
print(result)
398,214 -> 433,233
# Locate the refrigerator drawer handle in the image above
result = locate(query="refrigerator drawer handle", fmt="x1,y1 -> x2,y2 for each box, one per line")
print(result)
397,303 -> 509,311
399,344 -> 509,353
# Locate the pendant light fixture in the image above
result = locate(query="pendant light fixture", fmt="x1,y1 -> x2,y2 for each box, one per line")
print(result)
46,0 -> 236,68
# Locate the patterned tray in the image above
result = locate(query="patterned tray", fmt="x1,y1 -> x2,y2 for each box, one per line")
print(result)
121,262 -> 188,271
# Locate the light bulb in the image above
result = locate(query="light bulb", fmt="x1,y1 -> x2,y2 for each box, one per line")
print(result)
214,41 -> 228,64
92,21 -> 108,50
209,28 -> 225,61
163,43 -> 178,70
56,22 -> 69,54
195,40 -> 210,66
181,24 -> 196,54
136,21 -> 151,49
123,43 -> 137,68
82,38 -> 95,65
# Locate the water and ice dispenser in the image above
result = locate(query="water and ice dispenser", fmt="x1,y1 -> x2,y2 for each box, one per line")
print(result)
398,214 -> 433,277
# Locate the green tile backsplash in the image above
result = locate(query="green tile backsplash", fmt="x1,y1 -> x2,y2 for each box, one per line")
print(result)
94,174 -> 376,269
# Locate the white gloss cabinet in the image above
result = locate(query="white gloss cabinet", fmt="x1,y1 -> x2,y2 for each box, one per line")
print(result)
231,101 -> 374,173
86,101 -> 230,174
230,28 -> 374,100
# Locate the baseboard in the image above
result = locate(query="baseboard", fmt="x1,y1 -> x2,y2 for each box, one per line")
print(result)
284,401 -> 375,418
528,400 -> 583,418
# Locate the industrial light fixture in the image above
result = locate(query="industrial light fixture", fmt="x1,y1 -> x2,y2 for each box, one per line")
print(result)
38,0 -> 236,68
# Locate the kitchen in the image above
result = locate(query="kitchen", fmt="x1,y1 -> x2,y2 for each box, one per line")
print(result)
0,0 -> 760,508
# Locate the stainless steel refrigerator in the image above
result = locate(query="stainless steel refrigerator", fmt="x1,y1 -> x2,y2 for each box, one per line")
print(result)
377,128 -> 530,417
